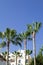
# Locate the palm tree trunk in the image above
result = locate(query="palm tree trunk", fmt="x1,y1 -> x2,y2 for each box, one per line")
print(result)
24,39 -> 27,50
6,41 -> 9,65
24,39 -> 27,65
32,31 -> 36,65
15,55 -> 17,65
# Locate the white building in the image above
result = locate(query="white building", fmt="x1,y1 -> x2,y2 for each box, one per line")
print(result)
9,50 -> 32,65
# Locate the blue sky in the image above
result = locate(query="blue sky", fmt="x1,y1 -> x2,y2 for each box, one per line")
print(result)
0,0 -> 43,56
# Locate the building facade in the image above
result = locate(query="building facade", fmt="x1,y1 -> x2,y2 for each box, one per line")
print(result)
9,50 -> 32,65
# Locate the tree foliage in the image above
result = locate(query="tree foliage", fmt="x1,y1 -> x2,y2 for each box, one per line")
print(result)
29,47 -> 43,65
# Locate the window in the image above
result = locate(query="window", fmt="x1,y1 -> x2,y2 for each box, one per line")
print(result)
8,56 -> 10,58
26,59 -> 28,63
19,60 -> 21,63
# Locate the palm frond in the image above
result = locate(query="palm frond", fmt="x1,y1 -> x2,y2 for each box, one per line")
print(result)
15,35 -> 22,42
15,41 -> 22,47
20,32 -> 27,39
6,28 -> 10,35
40,46 -> 43,51
0,32 -> 5,39
33,22 -> 42,32
13,51 -> 20,56
4,28 -> 11,40
11,39 -> 22,47
10,29 -> 17,39
0,41 -> 6,48
11,39 -> 16,44
2,51 -> 7,55
0,32 -> 3,38
27,24 -> 33,33
26,50 -> 32,55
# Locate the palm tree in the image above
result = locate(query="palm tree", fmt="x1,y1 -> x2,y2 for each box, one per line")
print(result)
12,51 -> 21,65
26,50 -> 32,55
2,51 -> 7,59
2,51 -> 7,65
19,31 -> 31,65
27,22 -> 41,65
26,50 -> 32,65
0,28 -> 22,65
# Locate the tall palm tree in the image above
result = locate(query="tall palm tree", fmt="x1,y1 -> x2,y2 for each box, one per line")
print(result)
19,31 -> 31,65
0,28 -> 22,65
27,22 -> 41,65
19,31 -> 31,51
12,51 -> 21,65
